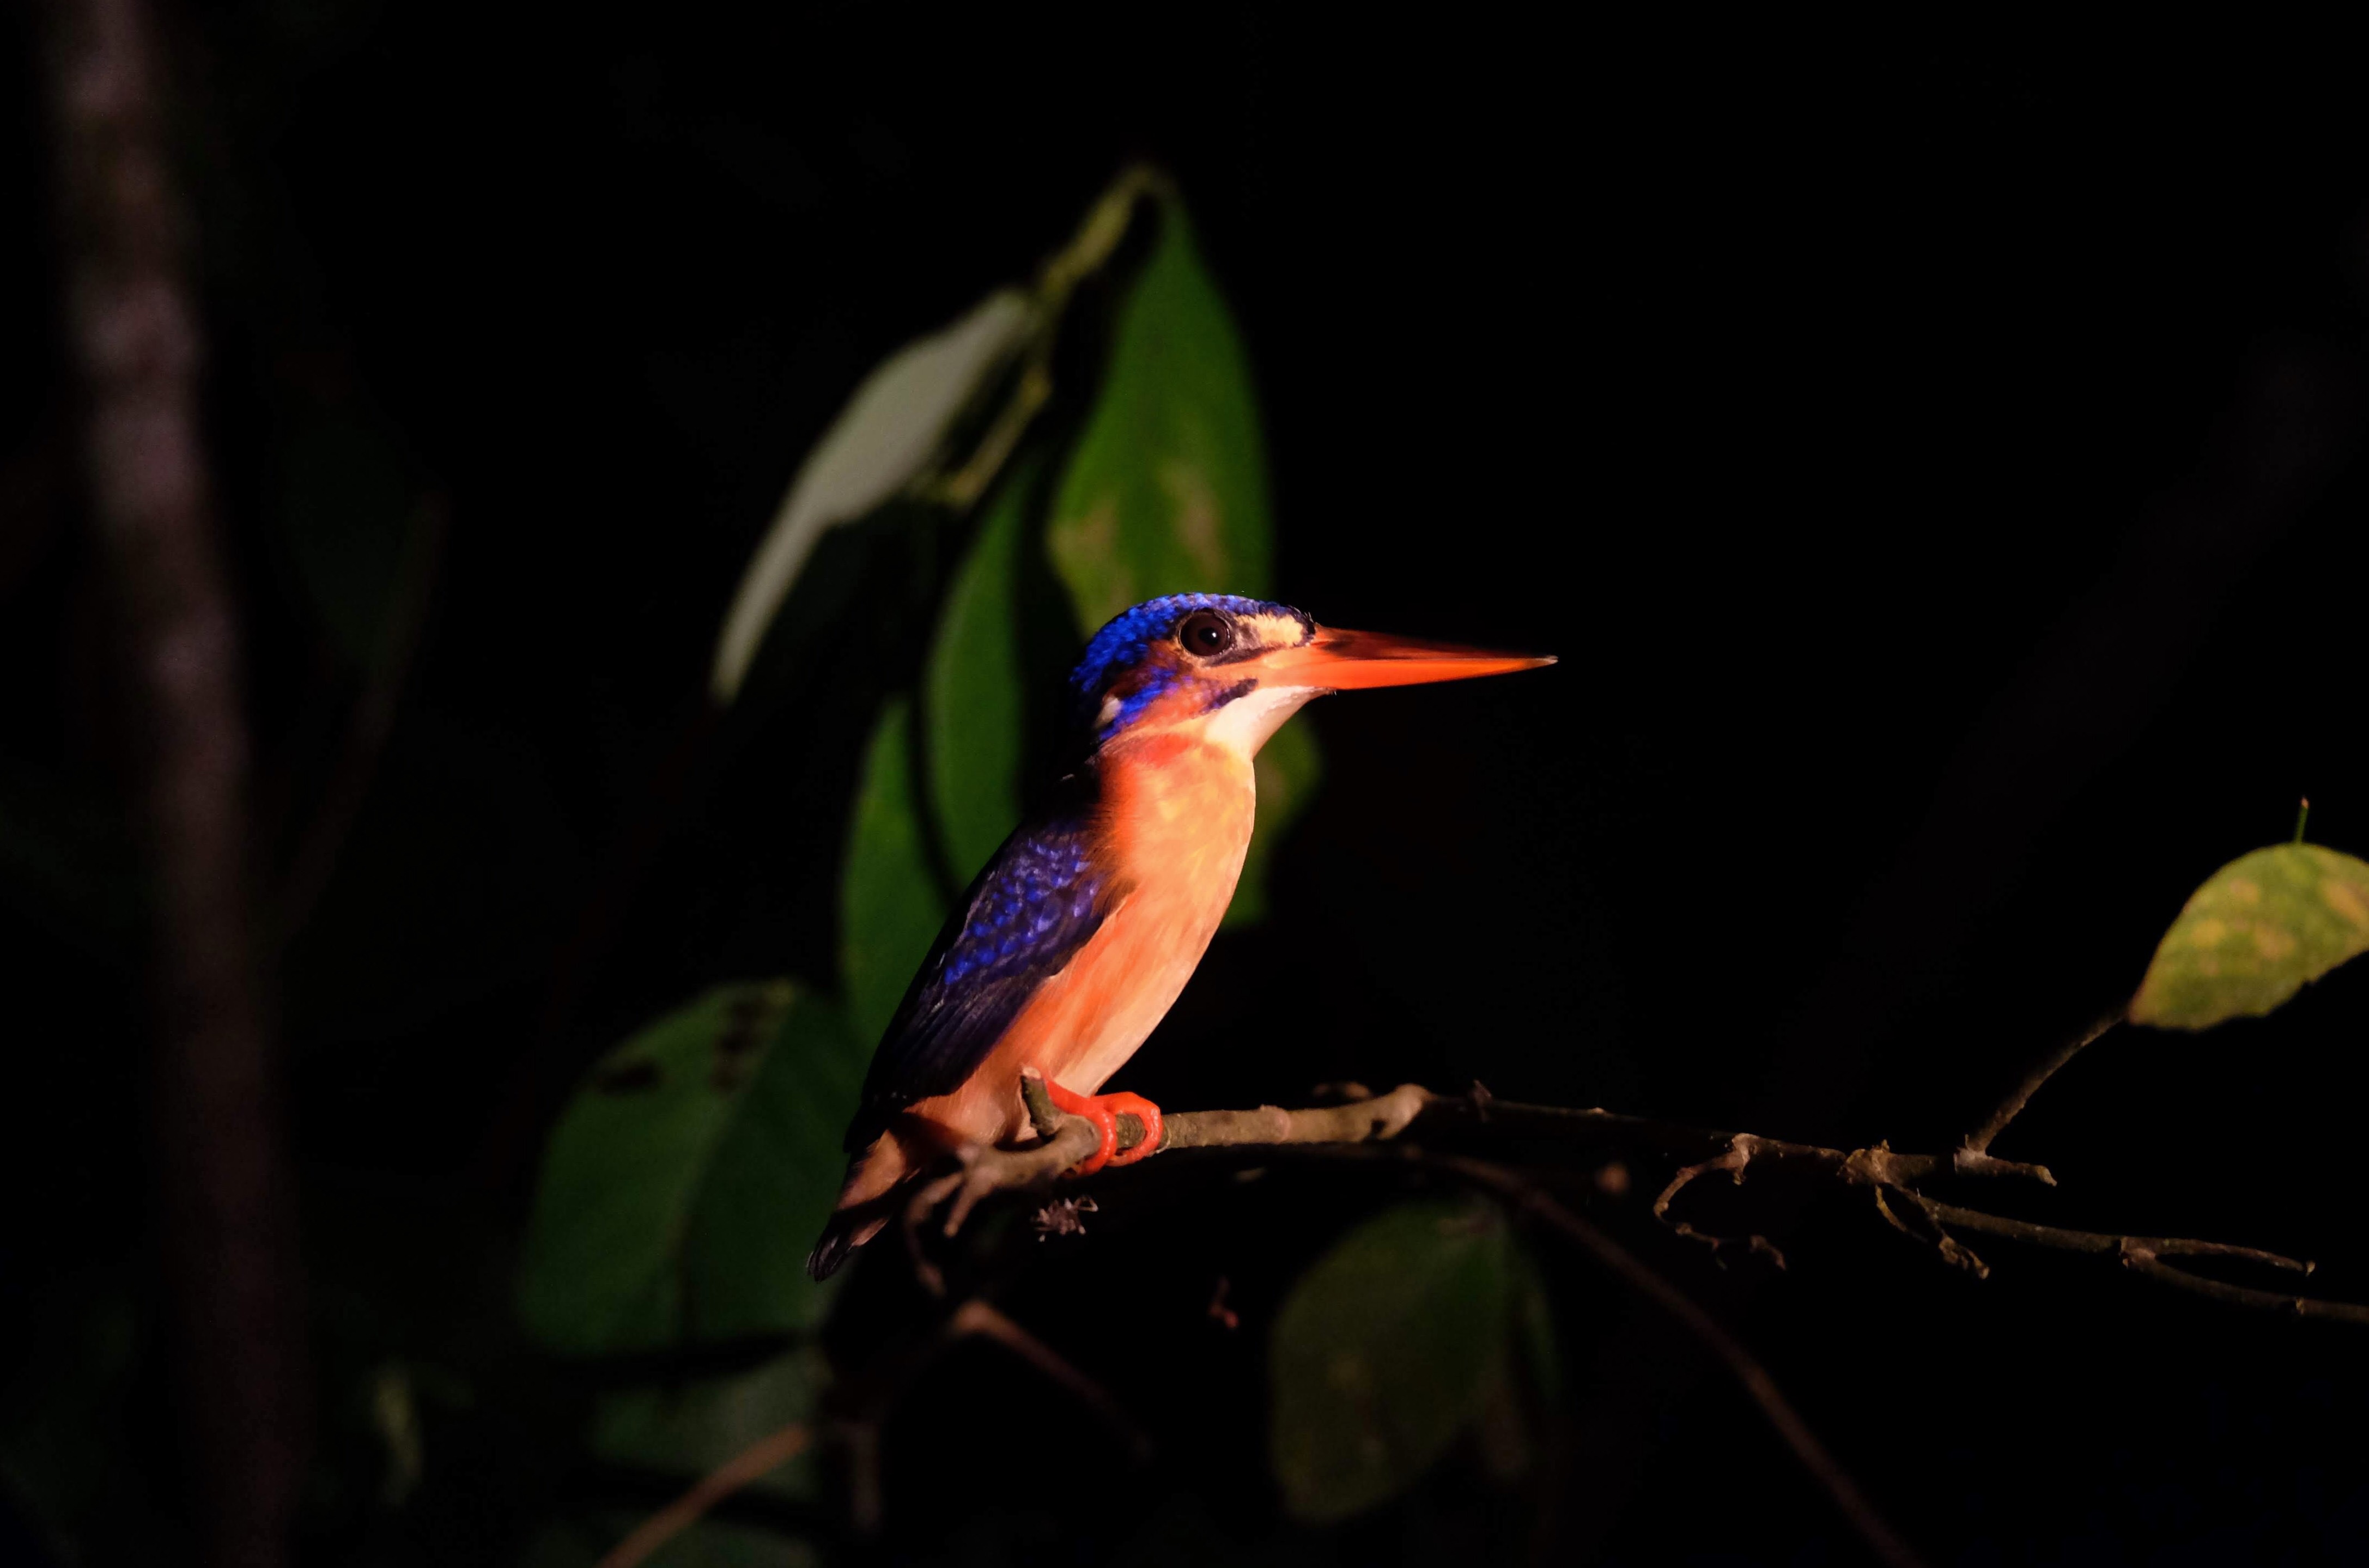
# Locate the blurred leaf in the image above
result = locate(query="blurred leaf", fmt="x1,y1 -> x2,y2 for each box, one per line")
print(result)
682,996 -> 867,1340
366,1364 -> 423,1506
1269,1200 -> 1512,1523
273,392 -> 426,673
519,983 -> 864,1353
1509,1241 -> 1562,1396
713,289 -> 1035,703
591,1347 -> 821,1503
925,464 -> 1033,882
522,1513 -> 819,1568
1225,719 -> 1321,927
0,1278 -> 150,1553
1047,199 -> 1273,628
2130,843 -> 2369,1030
0,759 -> 141,954
842,699 -> 950,1047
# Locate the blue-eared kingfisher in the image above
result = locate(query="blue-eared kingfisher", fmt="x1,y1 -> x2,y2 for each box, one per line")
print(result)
807,593 -> 1552,1278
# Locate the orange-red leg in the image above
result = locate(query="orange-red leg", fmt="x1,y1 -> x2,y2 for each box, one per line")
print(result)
1042,1080 -> 1165,1176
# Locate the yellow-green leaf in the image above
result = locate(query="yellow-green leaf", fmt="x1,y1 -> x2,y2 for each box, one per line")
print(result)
2130,843 -> 2369,1030
842,699 -> 950,1047
924,465 -> 1032,883
1269,1200 -> 1512,1522
1047,199 -> 1271,629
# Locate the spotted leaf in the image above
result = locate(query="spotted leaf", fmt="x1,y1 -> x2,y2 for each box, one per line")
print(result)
2130,843 -> 2369,1030
1269,1200 -> 1514,1522
518,983 -> 864,1353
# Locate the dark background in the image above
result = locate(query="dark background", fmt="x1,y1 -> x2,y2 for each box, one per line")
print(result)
6,8 -> 2369,1564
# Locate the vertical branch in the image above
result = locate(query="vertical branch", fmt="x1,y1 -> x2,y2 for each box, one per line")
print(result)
37,1 -> 306,1564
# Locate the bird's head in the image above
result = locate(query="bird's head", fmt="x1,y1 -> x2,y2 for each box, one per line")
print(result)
1070,593 -> 1553,759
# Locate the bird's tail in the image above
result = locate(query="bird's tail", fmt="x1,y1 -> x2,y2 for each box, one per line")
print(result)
805,1133 -> 909,1280
805,1206 -> 889,1280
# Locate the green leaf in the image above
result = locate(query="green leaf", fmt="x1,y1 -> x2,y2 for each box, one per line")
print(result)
1048,200 -> 1272,629
677,996 -> 867,1340
842,700 -> 952,1048
518,983 -> 864,1353
590,1347 -> 822,1503
713,289 -> 1035,702
2131,843 -> 2369,1030
925,464 -> 1034,883
1043,191 -> 1314,924
1225,718 -> 1321,927
1269,1200 -> 1513,1523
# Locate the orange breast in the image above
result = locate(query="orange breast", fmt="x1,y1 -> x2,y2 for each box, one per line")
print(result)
913,731 -> 1255,1148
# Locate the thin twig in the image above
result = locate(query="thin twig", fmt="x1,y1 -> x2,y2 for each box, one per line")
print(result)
1959,1011 -> 2122,1169
593,1421 -> 812,1568
272,493 -> 448,946
1435,1156 -> 1929,1568
909,1081 -> 2363,1334
945,1299 -> 1153,1460
1652,1136 -> 1789,1268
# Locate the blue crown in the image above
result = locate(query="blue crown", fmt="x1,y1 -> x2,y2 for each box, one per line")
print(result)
1070,593 -> 1299,739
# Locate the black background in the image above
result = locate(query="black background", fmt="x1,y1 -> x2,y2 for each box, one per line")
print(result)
7,8 -> 2369,1564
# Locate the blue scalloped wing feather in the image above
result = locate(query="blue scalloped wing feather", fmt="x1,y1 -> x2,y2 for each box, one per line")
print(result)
847,807 -> 1116,1151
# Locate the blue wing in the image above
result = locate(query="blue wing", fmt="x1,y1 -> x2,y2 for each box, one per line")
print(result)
846,801 -> 1122,1152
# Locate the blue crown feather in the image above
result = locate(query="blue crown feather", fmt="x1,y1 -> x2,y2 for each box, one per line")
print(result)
1070,593 -> 1298,739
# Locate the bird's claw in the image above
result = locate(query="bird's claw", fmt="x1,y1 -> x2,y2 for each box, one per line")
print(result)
1042,1080 -> 1164,1177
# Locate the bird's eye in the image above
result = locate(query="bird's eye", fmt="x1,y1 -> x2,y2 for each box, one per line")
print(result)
1176,610 -> 1234,658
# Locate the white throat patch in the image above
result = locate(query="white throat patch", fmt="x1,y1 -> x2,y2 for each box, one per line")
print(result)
1201,684 -> 1321,758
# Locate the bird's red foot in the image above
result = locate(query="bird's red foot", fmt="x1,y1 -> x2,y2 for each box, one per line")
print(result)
1042,1080 -> 1165,1177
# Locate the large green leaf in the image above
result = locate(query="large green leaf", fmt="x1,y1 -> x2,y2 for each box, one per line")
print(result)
518,983 -> 864,1353
1047,200 -> 1272,628
842,700 -> 951,1048
1044,193 -> 1314,922
712,289 -> 1036,703
925,465 -> 1034,883
2131,843 -> 2369,1030
1269,1200 -> 1514,1522
590,1346 -> 822,1503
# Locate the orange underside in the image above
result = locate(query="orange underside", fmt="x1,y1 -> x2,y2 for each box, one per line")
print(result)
838,728 -> 1255,1210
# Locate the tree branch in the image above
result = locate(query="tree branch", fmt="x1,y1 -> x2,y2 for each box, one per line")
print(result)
1432,1155 -> 1929,1568
593,1421 -> 812,1568
890,1081 -> 2369,1334
851,1062 -> 2369,1567
37,0 -> 305,1563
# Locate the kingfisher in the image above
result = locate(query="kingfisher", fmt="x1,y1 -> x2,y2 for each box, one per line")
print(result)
807,593 -> 1552,1278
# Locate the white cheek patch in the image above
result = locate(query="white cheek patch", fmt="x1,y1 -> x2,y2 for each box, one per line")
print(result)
1202,684 -> 1321,757
1098,694 -> 1123,732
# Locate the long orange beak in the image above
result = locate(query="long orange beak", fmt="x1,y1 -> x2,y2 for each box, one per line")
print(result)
1254,625 -> 1556,690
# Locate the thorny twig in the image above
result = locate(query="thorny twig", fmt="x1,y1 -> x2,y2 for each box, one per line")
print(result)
856,1062 -> 2369,1568
1434,1154 -> 1928,1568
1957,1010 -> 2122,1174
596,1293 -> 1146,1566
594,1421 -> 813,1568
895,1076 -> 2369,1331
